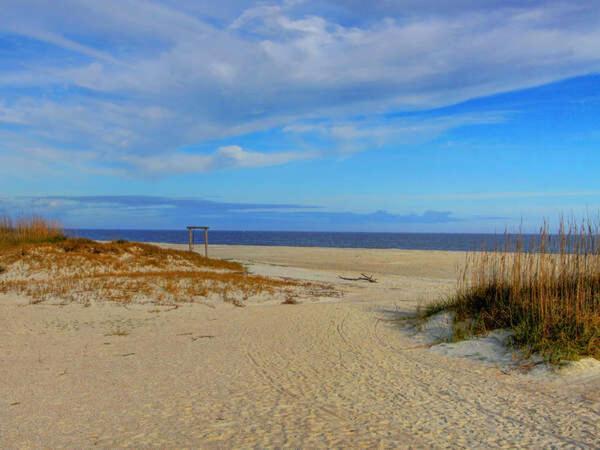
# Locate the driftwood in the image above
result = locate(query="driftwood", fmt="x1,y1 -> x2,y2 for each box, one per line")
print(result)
338,273 -> 377,283
191,335 -> 216,341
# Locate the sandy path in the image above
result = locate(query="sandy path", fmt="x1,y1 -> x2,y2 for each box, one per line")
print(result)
182,244 -> 466,279
1,246 -> 599,448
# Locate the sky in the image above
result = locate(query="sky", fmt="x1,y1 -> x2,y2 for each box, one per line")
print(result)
1,0 -> 600,232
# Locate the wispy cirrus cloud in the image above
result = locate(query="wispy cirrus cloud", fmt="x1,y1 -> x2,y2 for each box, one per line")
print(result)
1,1 -> 600,176
121,145 -> 317,175
400,191 -> 600,201
283,111 -> 509,154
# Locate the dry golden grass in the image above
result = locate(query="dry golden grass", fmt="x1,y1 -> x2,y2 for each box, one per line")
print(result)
1,269 -> 304,304
0,235 -> 332,306
424,219 -> 600,362
0,238 -> 242,272
0,216 -> 65,247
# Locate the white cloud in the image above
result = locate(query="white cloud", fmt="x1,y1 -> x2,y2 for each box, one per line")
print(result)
283,112 -> 508,154
121,145 -> 316,175
398,191 -> 600,201
1,1 -> 600,175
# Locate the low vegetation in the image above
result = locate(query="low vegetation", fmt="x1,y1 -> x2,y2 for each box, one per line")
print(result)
0,216 -> 65,247
422,219 -> 600,362
0,217 -> 335,306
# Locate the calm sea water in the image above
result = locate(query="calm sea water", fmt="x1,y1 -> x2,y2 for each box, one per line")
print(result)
65,229 -> 551,252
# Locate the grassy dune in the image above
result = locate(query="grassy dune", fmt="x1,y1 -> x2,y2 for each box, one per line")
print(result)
424,220 -> 600,362
0,217 -> 329,306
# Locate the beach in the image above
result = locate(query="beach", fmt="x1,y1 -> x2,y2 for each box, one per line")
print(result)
1,244 -> 599,448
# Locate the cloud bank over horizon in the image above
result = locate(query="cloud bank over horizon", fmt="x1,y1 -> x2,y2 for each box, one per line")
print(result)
0,195 -> 468,231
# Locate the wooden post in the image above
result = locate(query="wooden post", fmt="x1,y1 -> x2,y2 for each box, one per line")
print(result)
187,226 -> 209,256
204,228 -> 209,258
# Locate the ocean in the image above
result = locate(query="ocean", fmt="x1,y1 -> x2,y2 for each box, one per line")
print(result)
65,229 -> 548,252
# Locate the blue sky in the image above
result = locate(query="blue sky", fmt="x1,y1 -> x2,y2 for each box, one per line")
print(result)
1,0 -> 600,231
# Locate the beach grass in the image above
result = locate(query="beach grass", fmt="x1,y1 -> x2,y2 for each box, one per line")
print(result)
0,218 -> 326,305
0,216 -> 66,247
422,219 -> 600,362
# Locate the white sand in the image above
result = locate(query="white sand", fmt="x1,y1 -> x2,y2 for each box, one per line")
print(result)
1,244 -> 598,448
414,315 -> 589,376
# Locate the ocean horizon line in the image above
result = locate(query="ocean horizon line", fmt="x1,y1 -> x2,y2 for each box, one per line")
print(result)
65,228 -> 570,253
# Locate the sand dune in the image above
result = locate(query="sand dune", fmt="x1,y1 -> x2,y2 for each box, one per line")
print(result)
1,245 -> 598,448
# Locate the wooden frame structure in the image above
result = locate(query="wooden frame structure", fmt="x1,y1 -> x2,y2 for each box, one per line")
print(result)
187,226 -> 209,257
